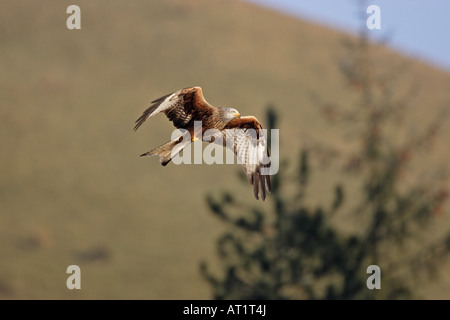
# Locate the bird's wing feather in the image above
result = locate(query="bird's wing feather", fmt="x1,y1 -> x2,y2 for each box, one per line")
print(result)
134,86 -> 215,131
210,116 -> 271,200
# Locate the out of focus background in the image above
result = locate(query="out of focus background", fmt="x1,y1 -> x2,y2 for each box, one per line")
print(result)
0,0 -> 449,299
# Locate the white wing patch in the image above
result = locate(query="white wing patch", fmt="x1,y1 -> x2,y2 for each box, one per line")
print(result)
228,128 -> 269,171
147,92 -> 177,119
208,128 -> 271,200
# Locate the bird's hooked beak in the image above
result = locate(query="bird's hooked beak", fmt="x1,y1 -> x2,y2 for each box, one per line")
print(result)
233,111 -> 241,118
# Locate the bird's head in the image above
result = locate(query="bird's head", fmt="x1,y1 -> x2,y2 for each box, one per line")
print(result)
223,107 -> 241,120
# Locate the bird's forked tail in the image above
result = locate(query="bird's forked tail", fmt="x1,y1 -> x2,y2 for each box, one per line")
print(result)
140,134 -> 191,166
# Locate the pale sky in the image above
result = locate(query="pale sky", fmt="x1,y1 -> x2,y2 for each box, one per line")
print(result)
244,0 -> 450,71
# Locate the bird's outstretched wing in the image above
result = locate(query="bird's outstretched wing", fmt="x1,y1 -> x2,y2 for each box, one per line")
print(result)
210,116 -> 271,200
133,86 -> 215,131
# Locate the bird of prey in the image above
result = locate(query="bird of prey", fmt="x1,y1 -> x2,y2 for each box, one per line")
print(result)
134,86 -> 271,200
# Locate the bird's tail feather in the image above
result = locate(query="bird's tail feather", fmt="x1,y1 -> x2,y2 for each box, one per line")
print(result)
140,134 -> 190,166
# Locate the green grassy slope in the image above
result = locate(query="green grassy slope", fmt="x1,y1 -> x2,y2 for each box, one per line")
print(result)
0,0 -> 449,299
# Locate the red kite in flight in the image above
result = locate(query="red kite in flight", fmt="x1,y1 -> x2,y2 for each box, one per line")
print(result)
134,86 -> 271,200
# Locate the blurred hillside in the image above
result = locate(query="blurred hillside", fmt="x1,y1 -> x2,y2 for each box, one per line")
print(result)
0,0 -> 449,299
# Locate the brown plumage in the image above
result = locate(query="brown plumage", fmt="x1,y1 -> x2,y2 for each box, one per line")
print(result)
134,86 -> 271,200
